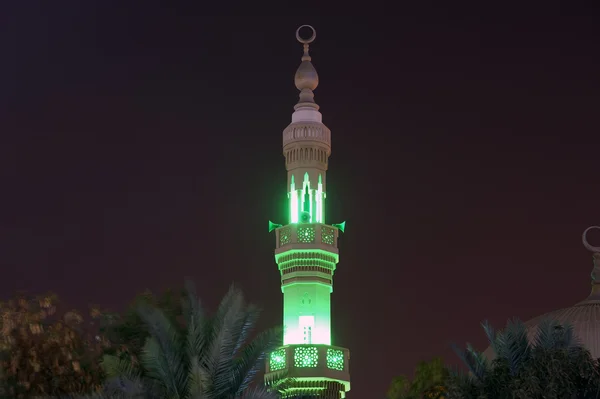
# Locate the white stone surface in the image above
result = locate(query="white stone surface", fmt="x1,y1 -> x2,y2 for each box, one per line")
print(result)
292,107 -> 323,123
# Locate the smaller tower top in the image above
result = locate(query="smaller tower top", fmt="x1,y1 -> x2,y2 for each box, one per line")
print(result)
582,226 -> 600,300
294,25 -> 319,110
583,226 -> 600,255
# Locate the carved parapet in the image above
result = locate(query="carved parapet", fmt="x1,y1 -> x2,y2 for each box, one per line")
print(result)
265,344 -> 351,397
274,224 -> 340,288
275,223 -> 339,252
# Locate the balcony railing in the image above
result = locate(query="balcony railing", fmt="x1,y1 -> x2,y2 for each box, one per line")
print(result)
265,344 -> 350,386
275,223 -> 339,251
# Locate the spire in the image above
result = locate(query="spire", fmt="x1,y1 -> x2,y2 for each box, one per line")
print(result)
294,25 -> 319,110
582,226 -> 600,300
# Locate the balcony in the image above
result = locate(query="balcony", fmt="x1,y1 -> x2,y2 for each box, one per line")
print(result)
275,223 -> 339,253
265,344 -> 351,390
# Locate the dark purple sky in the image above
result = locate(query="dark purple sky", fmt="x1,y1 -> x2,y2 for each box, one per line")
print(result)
2,3 -> 600,397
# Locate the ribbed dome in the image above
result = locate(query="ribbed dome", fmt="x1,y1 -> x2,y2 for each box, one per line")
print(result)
525,299 -> 600,357
484,227 -> 600,360
484,299 -> 600,360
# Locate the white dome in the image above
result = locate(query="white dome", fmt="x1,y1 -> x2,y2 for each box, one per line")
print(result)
484,298 -> 600,360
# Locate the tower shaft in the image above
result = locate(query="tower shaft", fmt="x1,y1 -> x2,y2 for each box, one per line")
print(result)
265,25 -> 350,399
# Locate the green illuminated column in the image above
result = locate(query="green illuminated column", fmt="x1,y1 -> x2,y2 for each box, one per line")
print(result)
278,249 -> 336,345
288,173 -> 326,224
265,25 -> 350,399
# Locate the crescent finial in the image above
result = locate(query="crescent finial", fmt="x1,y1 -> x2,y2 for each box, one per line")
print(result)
582,226 -> 600,253
296,25 -> 316,44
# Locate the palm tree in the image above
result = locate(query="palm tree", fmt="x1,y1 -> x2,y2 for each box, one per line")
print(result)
99,287 -> 186,370
447,318 -> 600,399
387,358 -> 447,399
95,281 -> 283,399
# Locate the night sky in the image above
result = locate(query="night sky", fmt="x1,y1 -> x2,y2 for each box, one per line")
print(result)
2,3 -> 600,397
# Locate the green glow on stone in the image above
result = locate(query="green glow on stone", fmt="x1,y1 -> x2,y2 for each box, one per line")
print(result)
326,348 -> 344,371
309,188 -> 314,223
279,227 -> 291,246
316,174 -> 324,223
299,315 -> 314,343
301,173 -> 311,222
297,226 -> 315,243
281,279 -> 333,344
288,173 -> 327,225
278,167 -> 341,351
321,226 -> 335,245
275,249 -> 339,264
294,346 -> 319,368
269,348 -> 287,371
290,175 -> 298,224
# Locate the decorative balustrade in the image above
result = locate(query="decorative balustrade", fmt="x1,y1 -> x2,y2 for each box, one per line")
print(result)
275,223 -> 338,251
266,344 -> 350,386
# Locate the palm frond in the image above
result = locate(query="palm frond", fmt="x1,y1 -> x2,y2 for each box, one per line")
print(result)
560,322 -> 578,348
214,286 -> 247,358
451,342 -> 488,382
101,354 -> 135,380
182,282 -> 210,398
481,319 -> 508,359
502,318 -> 530,376
102,282 -> 277,399
185,354 -> 210,399
141,336 -> 187,398
481,320 -> 496,347
205,287 -> 247,397
445,365 -> 481,399
182,280 -> 209,385
238,385 -> 281,399
102,374 -> 149,399
533,318 -> 559,350
181,280 -> 204,331
232,304 -> 262,358
137,305 -> 187,398
232,326 -> 283,396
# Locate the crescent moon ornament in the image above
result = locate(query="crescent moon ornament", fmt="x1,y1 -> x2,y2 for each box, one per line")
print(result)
296,25 -> 316,44
582,226 -> 600,253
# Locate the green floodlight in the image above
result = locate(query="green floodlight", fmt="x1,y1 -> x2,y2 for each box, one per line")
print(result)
332,221 -> 346,233
268,220 -> 283,233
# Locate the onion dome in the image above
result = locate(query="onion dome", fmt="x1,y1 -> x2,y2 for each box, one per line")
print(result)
293,25 -> 319,110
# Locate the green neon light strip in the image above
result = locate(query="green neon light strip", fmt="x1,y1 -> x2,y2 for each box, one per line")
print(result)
290,175 -> 298,224
309,189 -> 314,223
288,173 -> 327,224
302,173 -> 310,222
316,174 -> 324,223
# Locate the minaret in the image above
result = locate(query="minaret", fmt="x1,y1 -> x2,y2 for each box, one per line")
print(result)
265,25 -> 351,399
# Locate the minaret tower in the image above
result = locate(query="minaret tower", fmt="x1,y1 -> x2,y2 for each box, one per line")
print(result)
265,25 -> 351,399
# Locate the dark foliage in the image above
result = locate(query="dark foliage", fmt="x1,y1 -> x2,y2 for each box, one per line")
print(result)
447,318 -> 600,399
0,293 -> 106,398
96,281 -> 282,399
387,357 -> 448,399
